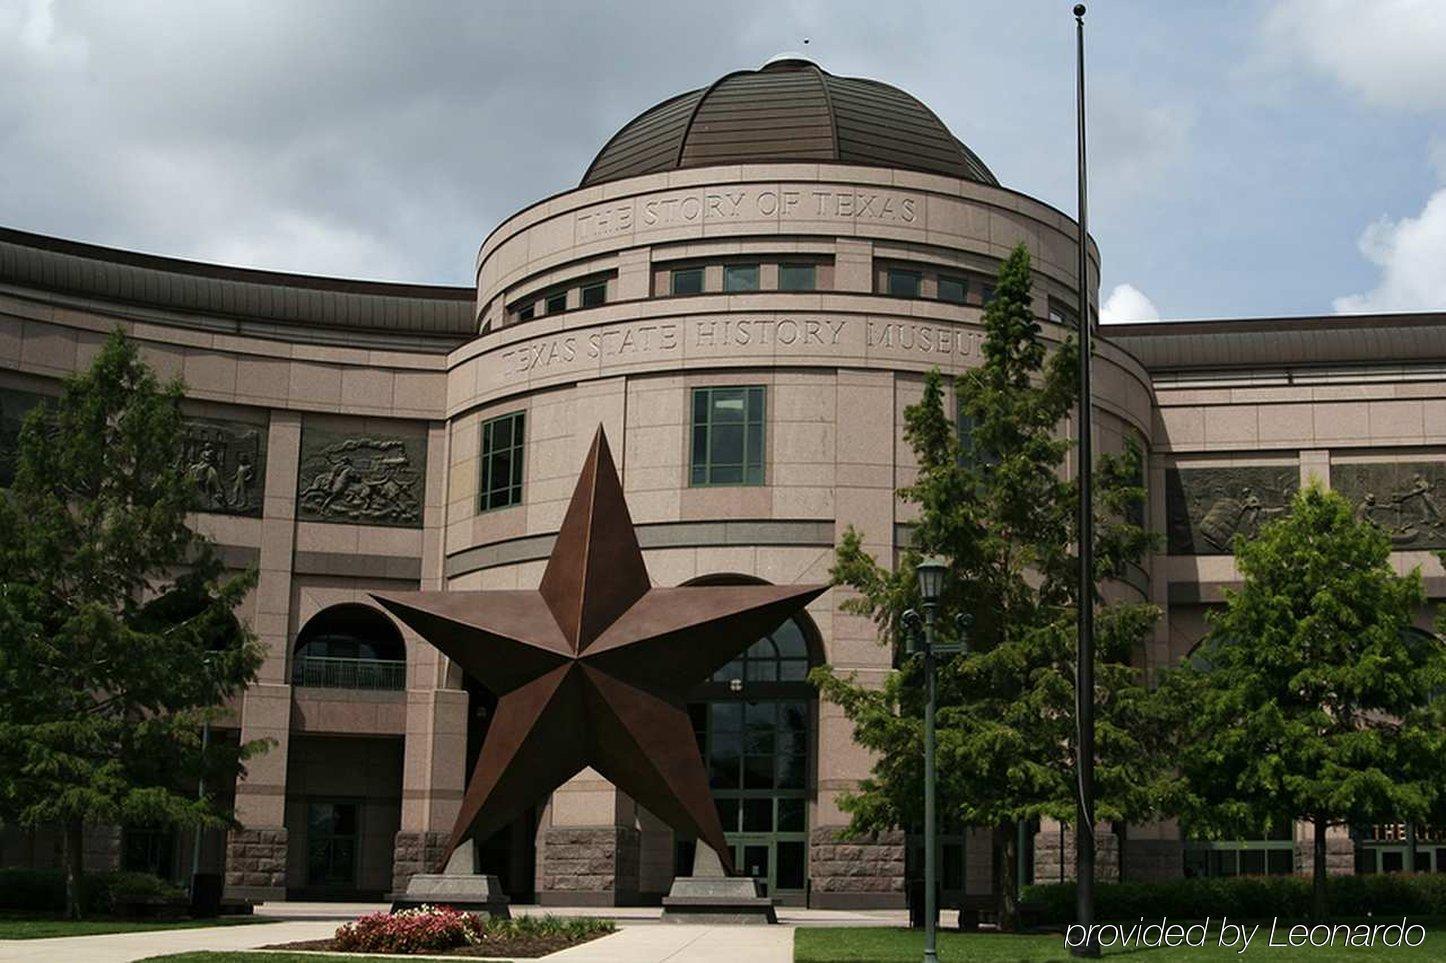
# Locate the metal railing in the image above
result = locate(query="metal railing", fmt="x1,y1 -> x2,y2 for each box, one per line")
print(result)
291,655 -> 406,691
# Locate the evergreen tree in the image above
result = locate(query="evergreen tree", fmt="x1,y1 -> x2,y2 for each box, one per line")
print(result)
0,331 -> 266,917
812,245 -> 1166,929
1162,484 -> 1446,920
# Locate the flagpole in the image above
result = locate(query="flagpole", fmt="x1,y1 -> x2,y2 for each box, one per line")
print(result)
1071,3 -> 1099,958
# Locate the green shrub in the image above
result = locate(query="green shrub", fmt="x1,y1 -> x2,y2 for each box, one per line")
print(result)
485,915 -> 616,940
1023,874 -> 1446,924
0,868 -> 183,914
0,869 -> 67,911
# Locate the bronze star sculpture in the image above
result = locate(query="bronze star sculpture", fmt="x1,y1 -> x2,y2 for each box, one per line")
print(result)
374,426 -> 825,874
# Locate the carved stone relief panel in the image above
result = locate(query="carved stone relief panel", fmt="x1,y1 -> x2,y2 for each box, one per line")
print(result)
1332,462 -> 1446,550
0,389 -> 47,487
182,417 -> 267,516
297,417 -> 427,528
1165,466 -> 1298,555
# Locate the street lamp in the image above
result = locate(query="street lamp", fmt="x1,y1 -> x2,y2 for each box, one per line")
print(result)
902,555 -> 959,963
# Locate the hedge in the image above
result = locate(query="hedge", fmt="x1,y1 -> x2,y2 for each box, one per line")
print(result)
0,868 -> 185,914
1023,874 -> 1446,923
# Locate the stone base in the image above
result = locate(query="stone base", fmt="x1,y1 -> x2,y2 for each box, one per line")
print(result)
662,876 -> 777,924
538,826 -> 640,905
1033,823 -> 1120,883
224,827 -> 288,901
390,873 -> 511,918
392,830 -> 453,895
808,827 -> 905,905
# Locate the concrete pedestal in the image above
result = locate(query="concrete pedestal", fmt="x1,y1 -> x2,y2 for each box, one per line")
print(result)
661,845 -> 777,924
388,845 -> 511,918
390,873 -> 511,917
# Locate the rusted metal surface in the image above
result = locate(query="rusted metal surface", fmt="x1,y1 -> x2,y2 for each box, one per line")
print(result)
375,426 -> 825,874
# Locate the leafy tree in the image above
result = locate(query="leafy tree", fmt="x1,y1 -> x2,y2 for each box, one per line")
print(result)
0,331 -> 266,917
812,245 -> 1167,930
1161,484 -> 1446,920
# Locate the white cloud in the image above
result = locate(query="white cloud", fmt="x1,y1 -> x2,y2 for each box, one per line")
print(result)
1100,284 -> 1161,324
1263,0 -> 1446,110
1333,186 -> 1446,313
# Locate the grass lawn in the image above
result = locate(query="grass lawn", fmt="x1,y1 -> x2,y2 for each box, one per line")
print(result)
0,912 -> 267,940
794,923 -> 1446,962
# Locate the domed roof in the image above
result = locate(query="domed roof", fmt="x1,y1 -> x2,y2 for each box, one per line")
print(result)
581,58 -> 998,188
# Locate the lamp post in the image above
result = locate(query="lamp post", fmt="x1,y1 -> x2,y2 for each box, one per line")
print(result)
903,555 -> 956,963
190,652 -> 214,903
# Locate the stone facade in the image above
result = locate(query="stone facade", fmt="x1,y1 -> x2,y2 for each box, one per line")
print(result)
808,828 -> 906,908
224,827 -> 289,899
1033,824 -> 1121,885
538,826 -> 641,906
391,830 -> 452,896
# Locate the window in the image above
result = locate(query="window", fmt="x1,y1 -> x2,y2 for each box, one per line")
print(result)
1183,821 -> 1294,878
779,264 -> 816,292
672,267 -> 704,295
888,269 -> 921,299
480,411 -> 525,512
307,802 -> 358,887
516,302 -> 535,322
686,611 -> 816,897
581,282 -> 606,308
955,396 -> 997,471
724,264 -> 760,293
691,386 -> 765,486
123,826 -> 177,880
956,404 -> 977,468
938,275 -> 967,304
1049,299 -> 1078,327
545,291 -> 567,316
979,283 -> 996,306
1356,822 -> 1446,874
293,603 -> 407,690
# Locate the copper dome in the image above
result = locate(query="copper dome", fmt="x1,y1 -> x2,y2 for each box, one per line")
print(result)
580,58 -> 998,188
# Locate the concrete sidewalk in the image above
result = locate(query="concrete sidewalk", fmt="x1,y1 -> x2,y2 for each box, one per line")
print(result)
0,918 -> 338,962
0,901 -> 902,962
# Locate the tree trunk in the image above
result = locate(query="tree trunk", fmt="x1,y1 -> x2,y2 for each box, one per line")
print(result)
1311,819 -> 1328,922
993,822 -> 1019,932
63,818 -> 85,920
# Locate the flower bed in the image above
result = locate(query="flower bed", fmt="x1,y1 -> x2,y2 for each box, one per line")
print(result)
265,905 -> 616,958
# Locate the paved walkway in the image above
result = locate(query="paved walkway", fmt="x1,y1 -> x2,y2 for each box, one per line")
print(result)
0,901 -> 905,962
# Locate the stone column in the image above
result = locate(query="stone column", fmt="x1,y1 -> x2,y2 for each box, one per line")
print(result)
225,412 -> 300,900
614,247 -> 652,302
392,421 -> 471,894
1301,449 -> 1330,490
809,369 -> 906,908
833,239 -> 874,293
1033,818 -> 1120,884
536,771 -> 641,906
1294,821 -> 1356,877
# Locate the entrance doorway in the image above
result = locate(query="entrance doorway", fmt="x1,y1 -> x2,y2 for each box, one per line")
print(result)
683,597 -> 819,905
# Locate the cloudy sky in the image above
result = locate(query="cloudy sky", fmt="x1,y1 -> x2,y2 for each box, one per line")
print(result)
3,0 -> 1444,322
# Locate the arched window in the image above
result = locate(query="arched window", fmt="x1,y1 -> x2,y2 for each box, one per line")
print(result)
292,604 -> 406,690
681,576 -> 820,903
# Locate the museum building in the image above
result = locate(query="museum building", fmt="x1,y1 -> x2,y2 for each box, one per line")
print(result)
2,57 -> 1445,906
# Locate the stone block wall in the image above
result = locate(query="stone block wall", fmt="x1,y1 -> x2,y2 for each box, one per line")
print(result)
1295,836 -> 1356,877
82,825 -> 121,873
809,827 -> 905,908
225,827 -> 288,899
1033,824 -> 1120,884
538,826 -> 640,905
391,830 -> 452,895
